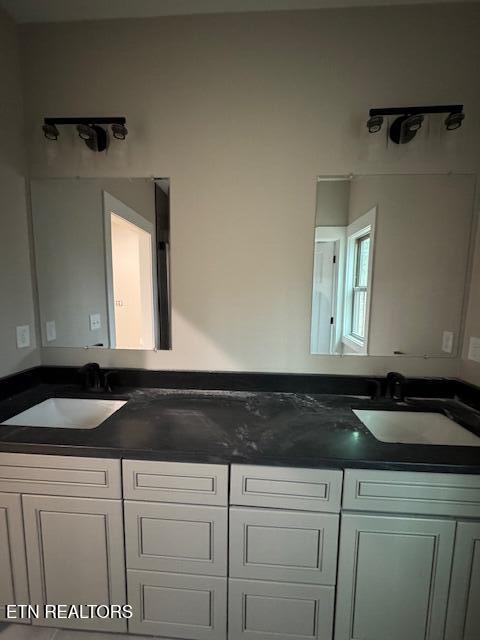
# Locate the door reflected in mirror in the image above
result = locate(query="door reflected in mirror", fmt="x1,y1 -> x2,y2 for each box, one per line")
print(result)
105,196 -> 156,350
31,178 -> 171,350
311,174 -> 476,356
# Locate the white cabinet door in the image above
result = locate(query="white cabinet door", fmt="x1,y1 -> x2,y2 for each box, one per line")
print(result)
125,500 -> 227,576
128,569 -> 227,639
229,578 -> 334,640
0,493 -> 29,623
334,513 -> 455,640
229,507 -> 339,584
445,521 -> 480,640
22,494 -> 126,632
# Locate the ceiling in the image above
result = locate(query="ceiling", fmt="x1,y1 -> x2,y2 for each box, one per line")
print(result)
0,0 -> 476,24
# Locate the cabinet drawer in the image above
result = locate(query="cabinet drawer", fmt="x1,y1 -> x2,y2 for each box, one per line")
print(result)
0,453 -> 121,498
343,469 -> 480,518
228,579 -> 334,640
125,501 -> 227,576
123,460 -> 228,505
127,569 -> 227,639
230,507 -> 339,585
230,465 -> 342,512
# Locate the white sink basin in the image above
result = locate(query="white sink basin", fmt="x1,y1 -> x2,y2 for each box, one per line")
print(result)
1,398 -> 127,429
353,409 -> 480,446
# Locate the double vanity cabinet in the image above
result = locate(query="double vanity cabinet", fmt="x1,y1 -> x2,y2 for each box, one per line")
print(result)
1,452 -> 479,640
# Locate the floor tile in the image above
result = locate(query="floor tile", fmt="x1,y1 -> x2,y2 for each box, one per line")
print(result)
0,624 -> 57,640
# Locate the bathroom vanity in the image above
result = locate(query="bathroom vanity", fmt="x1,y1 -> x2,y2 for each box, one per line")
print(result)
1,453 -> 479,640
0,367 -> 479,640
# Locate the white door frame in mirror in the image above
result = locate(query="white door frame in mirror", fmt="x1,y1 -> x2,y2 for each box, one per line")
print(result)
311,227 -> 346,354
103,191 -> 159,350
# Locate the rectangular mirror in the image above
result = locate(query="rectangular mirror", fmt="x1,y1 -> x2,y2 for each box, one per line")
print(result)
31,177 -> 171,350
311,173 -> 476,356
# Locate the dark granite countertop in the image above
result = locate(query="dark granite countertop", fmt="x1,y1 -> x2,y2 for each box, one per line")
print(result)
0,383 -> 479,473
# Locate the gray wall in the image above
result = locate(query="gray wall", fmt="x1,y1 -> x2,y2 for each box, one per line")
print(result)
0,8 -> 39,377
315,180 -> 350,227
18,5 -> 480,377
461,218 -> 480,386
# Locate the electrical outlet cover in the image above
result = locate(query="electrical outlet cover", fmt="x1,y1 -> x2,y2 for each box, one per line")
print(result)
468,337 -> 480,363
89,313 -> 101,331
442,331 -> 454,354
46,320 -> 56,342
16,325 -> 31,349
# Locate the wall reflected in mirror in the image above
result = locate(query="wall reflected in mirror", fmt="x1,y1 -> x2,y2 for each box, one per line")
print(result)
31,178 -> 171,350
311,173 -> 476,356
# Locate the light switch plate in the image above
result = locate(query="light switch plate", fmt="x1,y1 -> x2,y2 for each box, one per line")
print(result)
89,313 -> 101,331
468,337 -> 480,363
46,320 -> 56,342
16,325 -> 31,349
442,331 -> 454,354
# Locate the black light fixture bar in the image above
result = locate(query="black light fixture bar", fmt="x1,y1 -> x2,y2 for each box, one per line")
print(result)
42,116 -> 128,149
44,117 -> 126,126
369,105 -> 463,117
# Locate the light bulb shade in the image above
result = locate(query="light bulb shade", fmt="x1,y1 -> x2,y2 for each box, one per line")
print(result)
389,114 -> 424,144
445,112 -> 465,131
42,123 -> 59,140
405,114 -> 424,132
77,123 -> 95,140
366,115 -> 384,134
77,124 -> 109,152
111,123 -> 128,140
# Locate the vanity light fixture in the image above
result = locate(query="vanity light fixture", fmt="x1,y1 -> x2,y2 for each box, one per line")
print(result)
41,117 -> 128,152
366,104 -> 465,144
